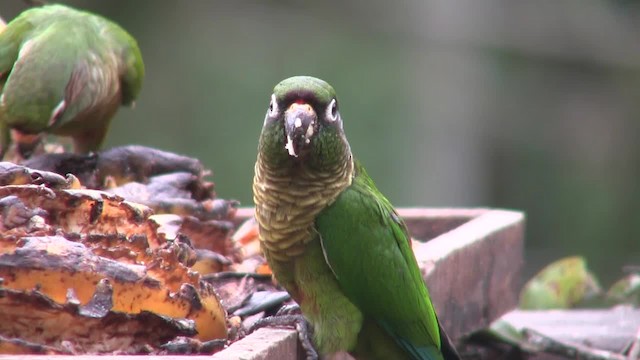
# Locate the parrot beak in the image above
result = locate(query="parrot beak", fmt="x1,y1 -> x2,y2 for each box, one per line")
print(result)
284,102 -> 317,158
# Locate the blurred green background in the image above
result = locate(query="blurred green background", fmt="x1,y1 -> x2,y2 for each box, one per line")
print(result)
3,0 -> 639,283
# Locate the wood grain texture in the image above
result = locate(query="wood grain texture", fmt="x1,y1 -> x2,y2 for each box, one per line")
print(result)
414,209 -> 525,340
212,328 -> 299,360
504,306 -> 640,358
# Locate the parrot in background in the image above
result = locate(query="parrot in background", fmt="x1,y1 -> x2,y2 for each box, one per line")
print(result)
0,3 -> 144,159
253,76 -> 460,359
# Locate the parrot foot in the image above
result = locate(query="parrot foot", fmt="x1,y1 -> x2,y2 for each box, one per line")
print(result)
249,314 -> 318,360
276,303 -> 301,316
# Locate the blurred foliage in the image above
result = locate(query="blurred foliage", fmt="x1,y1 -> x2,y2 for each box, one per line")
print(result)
520,256 -> 640,309
1,0 -> 639,282
519,256 -> 601,310
465,256 -> 640,358
606,272 -> 640,305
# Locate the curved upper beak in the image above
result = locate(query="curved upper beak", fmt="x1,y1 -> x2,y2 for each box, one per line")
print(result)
284,102 -> 317,157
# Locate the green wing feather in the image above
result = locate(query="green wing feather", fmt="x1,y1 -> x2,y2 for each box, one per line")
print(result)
0,14 -> 31,76
316,160 -> 443,360
0,5 -> 143,130
2,23 -> 85,130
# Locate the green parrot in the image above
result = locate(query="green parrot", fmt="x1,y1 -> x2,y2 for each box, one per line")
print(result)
253,76 -> 460,360
0,4 -> 144,158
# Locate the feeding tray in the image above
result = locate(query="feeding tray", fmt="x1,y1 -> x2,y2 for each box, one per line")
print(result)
0,207 -> 524,360
212,207 -> 525,360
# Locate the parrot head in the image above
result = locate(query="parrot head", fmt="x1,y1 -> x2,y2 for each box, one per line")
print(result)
259,76 -> 350,169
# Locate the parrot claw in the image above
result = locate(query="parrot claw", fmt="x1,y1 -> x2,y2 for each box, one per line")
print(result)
249,314 -> 318,360
275,303 -> 301,316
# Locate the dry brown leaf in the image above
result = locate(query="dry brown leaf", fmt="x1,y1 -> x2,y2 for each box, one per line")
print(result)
203,273 -> 277,316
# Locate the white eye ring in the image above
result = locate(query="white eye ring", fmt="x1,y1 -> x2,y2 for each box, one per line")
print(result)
268,94 -> 279,117
326,99 -> 338,122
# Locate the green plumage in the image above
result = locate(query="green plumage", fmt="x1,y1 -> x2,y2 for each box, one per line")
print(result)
253,76 -> 459,359
317,161 -> 443,359
0,4 -> 144,157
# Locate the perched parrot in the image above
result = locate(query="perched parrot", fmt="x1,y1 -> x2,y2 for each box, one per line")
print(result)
0,4 -> 144,158
253,76 -> 460,360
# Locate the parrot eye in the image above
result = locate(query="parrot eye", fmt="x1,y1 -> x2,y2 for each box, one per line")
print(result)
268,94 -> 279,117
326,99 -> 338,122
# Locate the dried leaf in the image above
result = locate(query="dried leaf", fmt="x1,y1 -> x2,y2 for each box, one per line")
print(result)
203,272 -> 277,316
606,273 -> 640,306
231,291 -> 291,317
158,336 -> 226,355
464,318 -> 539,353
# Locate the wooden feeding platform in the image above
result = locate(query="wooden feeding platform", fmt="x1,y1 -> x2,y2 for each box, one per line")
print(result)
212,207 -> 525,360
0,207 -> 525,360
503,306 -> 640,360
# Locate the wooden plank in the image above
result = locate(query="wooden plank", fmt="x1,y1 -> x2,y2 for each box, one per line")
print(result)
211,328 -> 298,360
0,357 -> 216,360
0,329 -> 298,360
399,207 -> 489,241
503,307 -> 640,356
235,207 -> 490,241
415,209 -> 525,340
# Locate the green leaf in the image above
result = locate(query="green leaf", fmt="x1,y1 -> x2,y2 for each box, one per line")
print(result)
519,256 -> 601,309
605,273 -> 640,306
463,318 -> 539,353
